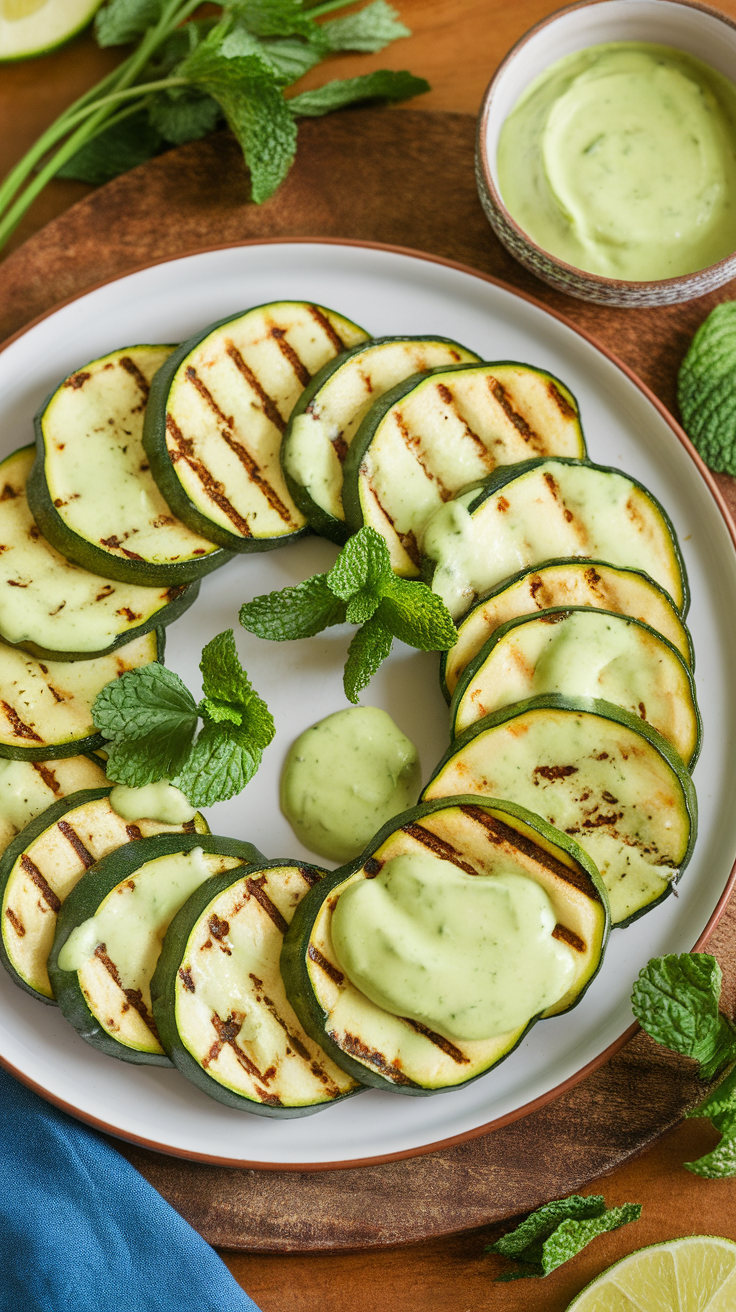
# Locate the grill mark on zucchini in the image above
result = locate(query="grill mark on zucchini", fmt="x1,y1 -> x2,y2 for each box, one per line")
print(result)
458,803 -> 602,899
487,377 -> 544,453
268,325 -> 311,387
548,382 -> 577,418
1,703 -> 43,741
393,409 -> 454,501
365,489 -> 422,569
205,1010 -> 279,1101
5,907 -> 24,936
298,865 -> 321,887
118,356 -> 151,410
56,820 -> 94,868
92,943 -> 160,1039
435,383 -> 498,469
255,983 -> 340,1091
308,943 -> 344,985
335,1030 -> 418,1086
165,413 -> 253,537
20,854 -> 60,911
246,875 -> 289,933
400,822 -> 478,876
400,1018 -> 470,1064
553,923 -> 586,952
225,342 -> 286,433
307,304 -> 348,354
30,762 -> 61,793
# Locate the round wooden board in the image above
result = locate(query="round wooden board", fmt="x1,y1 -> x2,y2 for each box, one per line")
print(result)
2,108 -> 736,1253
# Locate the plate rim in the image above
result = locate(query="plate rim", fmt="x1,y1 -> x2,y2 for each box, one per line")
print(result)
1,234 -> 734,1172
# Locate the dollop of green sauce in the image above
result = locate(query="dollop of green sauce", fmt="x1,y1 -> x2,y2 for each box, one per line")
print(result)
331,852 -> 576,1041
497,42 -> 736,280
280,706 -> 421,863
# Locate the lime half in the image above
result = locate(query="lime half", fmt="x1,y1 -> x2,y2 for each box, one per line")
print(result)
0,0 -> 101,60
567,1236 -> 736,1311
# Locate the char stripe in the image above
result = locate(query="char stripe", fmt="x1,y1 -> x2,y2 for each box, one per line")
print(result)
126,823 -> 143,841
208,1010 -> 266,1081
307,944 -> 344,985
93,944 -> 161,1041
165,413 -> 253,537
268,325 -> 311,386
246,877 -> 289,934
1,703 -> 43,741
119,356 -> 151,402
392,409 -> 454,502
337,1030 -> 418,1086
30,762 -> 61,795
307,305 -> 346,354
552,923 -> 586,952
366,485 -> 422,568
225,342 -> 286,433
5,907 -> 24,936
20,855 -> 61,912
458,804 -> 600,900
217,426 -> 297,527
185,366 -> 232,427
400,1018 -> 470,1064
298,866 -> 320,887
487,377 -> 544,453
400,822 -> 478,877
56,820 -> 95,868
259,988 -> 337,1091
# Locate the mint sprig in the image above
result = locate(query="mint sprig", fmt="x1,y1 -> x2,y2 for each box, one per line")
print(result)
92,629 -> 274,808
632,953 -> 736,1177
486,1194 -> 642,1280
239,526 -> 457,703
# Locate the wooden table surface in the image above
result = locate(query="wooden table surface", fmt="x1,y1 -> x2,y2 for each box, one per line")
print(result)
4,2 -> 736,1307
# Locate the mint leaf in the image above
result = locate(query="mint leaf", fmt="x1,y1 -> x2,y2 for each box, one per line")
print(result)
678,303 -> 736,475
487,1195 -> 641,1281
229,0 -> 328,47
343,616 -> 393,703
632,954 -> 736,1080
378,576 -> 456,650
199,629 -> 275,753
240,575 -> 347,640
180,32 -> 297,204
93,665 -> 198,784
686,1133 -> 736,1179
148,88 -> 222,145
683,1065 -> 736,1178
323,1 -> 410,52
288,69 -> 430,118
257,36 -> 322,79
327,526 -> 393,600
95,0 -> 165,46
57,111 -> 164,185
171,721 -> 262,808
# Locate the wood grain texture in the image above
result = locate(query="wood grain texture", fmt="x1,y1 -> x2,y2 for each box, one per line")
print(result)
2,108 -> 736,1255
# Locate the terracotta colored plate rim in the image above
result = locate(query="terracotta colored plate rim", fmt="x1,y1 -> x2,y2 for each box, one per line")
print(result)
1,236 -> 734,1172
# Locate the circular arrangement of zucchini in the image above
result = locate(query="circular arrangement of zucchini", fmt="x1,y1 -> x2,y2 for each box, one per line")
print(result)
0,292 -> 702,1117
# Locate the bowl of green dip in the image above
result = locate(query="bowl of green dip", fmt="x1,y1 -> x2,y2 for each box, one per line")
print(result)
476,0 -> 736,306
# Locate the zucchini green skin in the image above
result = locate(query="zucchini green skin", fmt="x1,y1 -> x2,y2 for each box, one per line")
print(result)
282,337 -> 481,545
142,302 -> 365,553
9,582 -> 196,664
0,626 -> 164,763
0,785 -> 209,1005
448,606 -> 702,770
457,457 -> 689,617
281,796 -> 610,1095
29,379 -> 232,586
423,694 -> 698,929
48,833 -> 262,1066
438,557 -> 695,702
342,361 -> 587,535
151,858 -> 364,1118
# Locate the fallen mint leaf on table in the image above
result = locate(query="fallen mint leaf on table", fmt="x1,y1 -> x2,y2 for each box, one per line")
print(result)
487,1194 -> 642,1281
288,69 -> 429,117
239,526 -> 456,703
323,0 -> 410,53
678,302 -> 736,475
93,629 -> 274,807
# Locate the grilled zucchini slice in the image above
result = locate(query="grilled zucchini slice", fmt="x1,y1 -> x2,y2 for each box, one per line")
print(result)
449,608 -> 701,767
48,834 -> 261,1065
29,346 -> 229,586
440,559 -> 693,701
423,458 -> 688,619
0,787 -> 208,1004
151,859 -> 362,1116
0,627 -> 162,761
143,302 -> 368,552
281,336 -> 481,544
423,695 -> 697,927
281,797 -> 609,1094
0,752 -> 107,858
343,363 -> 587,574
0,447 -> 198,660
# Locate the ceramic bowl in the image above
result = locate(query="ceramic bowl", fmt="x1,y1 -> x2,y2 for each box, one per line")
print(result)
476,0 -> 736,307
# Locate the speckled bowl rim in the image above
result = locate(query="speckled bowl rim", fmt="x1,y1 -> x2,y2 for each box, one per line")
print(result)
476,0 -> 736,304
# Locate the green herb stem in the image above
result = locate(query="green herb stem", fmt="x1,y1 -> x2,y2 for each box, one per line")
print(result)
309,0 -> 364,15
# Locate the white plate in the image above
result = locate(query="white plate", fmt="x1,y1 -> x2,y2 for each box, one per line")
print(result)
0,240 -> 734,1169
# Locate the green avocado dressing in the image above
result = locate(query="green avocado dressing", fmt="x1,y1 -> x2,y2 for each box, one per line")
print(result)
109,780 -> 196,826
280,706 -> 421,863
331,852 -> 576,1041
497,42 -> 736,280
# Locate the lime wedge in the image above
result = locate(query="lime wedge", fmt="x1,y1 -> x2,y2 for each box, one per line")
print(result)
0,0 -> 101,60
567,1236 -> 736,1311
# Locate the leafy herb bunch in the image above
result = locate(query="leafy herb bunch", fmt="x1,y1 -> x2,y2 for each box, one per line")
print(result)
0,0 -> 428,252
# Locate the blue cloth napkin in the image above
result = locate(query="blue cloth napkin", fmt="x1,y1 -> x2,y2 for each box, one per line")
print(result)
0,1066 -> 262,1312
